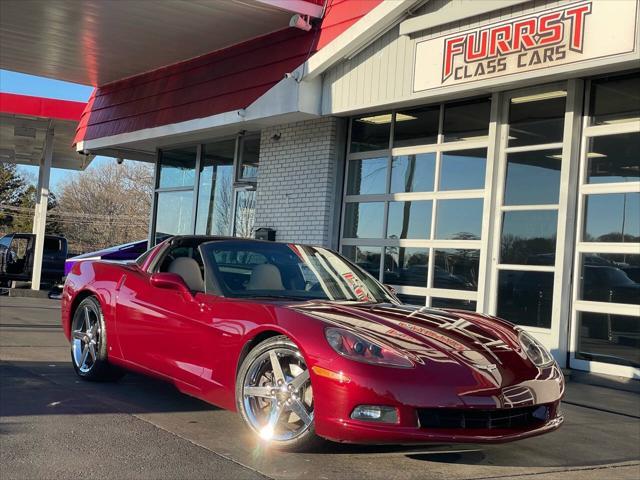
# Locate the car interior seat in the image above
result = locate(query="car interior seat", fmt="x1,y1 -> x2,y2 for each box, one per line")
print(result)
247,263 -> 284,290
168,257 -> 205,292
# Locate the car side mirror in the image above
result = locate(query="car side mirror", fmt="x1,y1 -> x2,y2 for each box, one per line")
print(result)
384,284 -> 397,296
150,272 -> 194,301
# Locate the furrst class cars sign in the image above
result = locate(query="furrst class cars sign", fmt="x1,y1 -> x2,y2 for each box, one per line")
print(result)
413,0 -> 639,92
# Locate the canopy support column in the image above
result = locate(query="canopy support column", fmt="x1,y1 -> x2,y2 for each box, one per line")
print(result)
31,128 -> 53,290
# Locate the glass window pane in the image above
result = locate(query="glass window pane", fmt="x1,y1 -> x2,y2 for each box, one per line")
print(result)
342,246 -> 381,279
234,190 -> 256,238
347,157 -> 388,195
397,294 -> 426,306
239,136 -> 259,180
387,201 -> 432,239
432,298 -> 477,311
508,95 -> 566,147
155,190 -> 193,241
577,312 -> 639,367
587,132 -> 640,184
504,149 -> 562,205
390,154 -> 435,193
383,247 -> 429,287
580,253 -> 640,305
501,210 -> 557,265
440,149 -> 486,190
497,270 -> 553,328
195,140 -> 235,236
584,193 -> 640,242
435,199 -> 483,240
434,249 -> 479,291
443,98 -> 490,142
590,73 -> 640,126
343,202 -> 384,238
393,106 -> 439,147
350,114 -> 391,153
158,146 -> 197,188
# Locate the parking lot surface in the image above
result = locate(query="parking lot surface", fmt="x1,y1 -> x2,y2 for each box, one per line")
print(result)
1,296 -> 639,480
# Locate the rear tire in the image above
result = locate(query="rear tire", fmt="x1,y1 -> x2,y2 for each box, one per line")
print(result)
70,296 -> 124,382
236,335 -> 323,452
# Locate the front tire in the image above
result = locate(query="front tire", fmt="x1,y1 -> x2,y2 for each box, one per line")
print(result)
70,296 -> 123,382
236,335 -> 321,451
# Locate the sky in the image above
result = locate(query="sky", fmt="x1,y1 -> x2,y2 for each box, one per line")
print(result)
0,69 -> 111,192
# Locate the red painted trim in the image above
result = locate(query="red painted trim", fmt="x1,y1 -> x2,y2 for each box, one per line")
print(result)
0,92 -> 85,121
74,0 -> 383,145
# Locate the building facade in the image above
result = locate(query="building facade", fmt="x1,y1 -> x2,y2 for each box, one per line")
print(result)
75,0 -> 640,379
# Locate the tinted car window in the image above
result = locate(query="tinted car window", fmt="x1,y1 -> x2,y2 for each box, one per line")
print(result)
44,238 -> 62,252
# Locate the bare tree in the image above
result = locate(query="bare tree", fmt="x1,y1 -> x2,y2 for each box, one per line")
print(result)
56,161 -> 154,253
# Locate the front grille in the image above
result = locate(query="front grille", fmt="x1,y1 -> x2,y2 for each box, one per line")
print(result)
417,405 -> 549,430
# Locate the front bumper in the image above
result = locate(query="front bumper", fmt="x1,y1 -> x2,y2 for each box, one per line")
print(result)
317,402 -> 563,444
311,361 -> 565,445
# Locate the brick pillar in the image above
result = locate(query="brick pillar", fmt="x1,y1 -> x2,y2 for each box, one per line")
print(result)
255,117 -> 346,247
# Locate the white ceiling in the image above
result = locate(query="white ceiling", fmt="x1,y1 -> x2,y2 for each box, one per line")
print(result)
0,0 -> 300,86
0,114 -> 93,170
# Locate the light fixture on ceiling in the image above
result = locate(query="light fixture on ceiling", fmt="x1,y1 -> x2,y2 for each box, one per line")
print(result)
290,14 -> 312,31
511,91 -> 567,104
547,152 -> 608,161
358,113 -> 417,125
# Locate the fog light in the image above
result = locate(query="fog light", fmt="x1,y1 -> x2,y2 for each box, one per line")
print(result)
351,405 -> 398,423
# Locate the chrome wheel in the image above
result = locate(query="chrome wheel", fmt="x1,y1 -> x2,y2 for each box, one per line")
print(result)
72,304 -> 101,373
242,347 -> 313,442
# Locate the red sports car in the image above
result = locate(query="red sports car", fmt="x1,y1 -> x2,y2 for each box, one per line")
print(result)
61,236 -> 564,450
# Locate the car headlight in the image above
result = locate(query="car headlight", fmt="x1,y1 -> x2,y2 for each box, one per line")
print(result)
325,327 -> 413,368
518,330 -> 554,367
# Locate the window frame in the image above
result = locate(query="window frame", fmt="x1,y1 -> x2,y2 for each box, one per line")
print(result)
150,133 -> 260,245
340,97 -> 494,309
569,74 -> 640,378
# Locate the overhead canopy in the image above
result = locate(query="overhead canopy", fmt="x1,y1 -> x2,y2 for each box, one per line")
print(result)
0,0 -> 323,86
0,93 -> 93,170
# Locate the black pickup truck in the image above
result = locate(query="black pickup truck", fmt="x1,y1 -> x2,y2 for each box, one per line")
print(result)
0,233 -> 67,286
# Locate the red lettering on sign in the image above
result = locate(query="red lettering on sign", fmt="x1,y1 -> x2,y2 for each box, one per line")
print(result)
440,1 -> 591,83
565,3 -> 592,52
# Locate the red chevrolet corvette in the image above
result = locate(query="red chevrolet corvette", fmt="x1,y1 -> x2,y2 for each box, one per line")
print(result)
61,236 -> 564,450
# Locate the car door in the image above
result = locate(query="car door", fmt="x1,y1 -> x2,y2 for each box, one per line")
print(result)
115,247 -> 218,392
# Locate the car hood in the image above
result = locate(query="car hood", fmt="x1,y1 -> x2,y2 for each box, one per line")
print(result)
290,301 -> 530,373
293,302 -> 517,352
289,302 -> 560,405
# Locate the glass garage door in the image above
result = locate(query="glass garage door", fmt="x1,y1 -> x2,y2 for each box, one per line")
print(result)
570,72 -> 640,378
341,98 -> 493,311
488,84 -> 579,357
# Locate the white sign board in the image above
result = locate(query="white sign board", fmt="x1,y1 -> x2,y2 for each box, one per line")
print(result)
414,0 -> 638,92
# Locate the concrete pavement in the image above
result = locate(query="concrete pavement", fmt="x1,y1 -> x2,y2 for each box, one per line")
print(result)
1,296 -> 639,480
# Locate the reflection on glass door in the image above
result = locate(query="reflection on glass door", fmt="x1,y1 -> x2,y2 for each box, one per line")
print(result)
494,89 -> 567,331
153,146 -> 197,243
341,98 -> 492,311
489,84 -> 579,358
196,140 -> 235,236
570,72 -> 640,378
153,133 -> 260,244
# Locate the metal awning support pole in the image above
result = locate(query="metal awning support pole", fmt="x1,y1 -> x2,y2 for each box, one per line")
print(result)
31,128 -> 54,290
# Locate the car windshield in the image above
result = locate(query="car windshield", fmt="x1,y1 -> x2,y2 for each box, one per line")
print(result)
200,240 -> 395,303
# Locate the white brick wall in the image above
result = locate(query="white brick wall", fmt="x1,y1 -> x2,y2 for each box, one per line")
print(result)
255,117 -> 346,246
